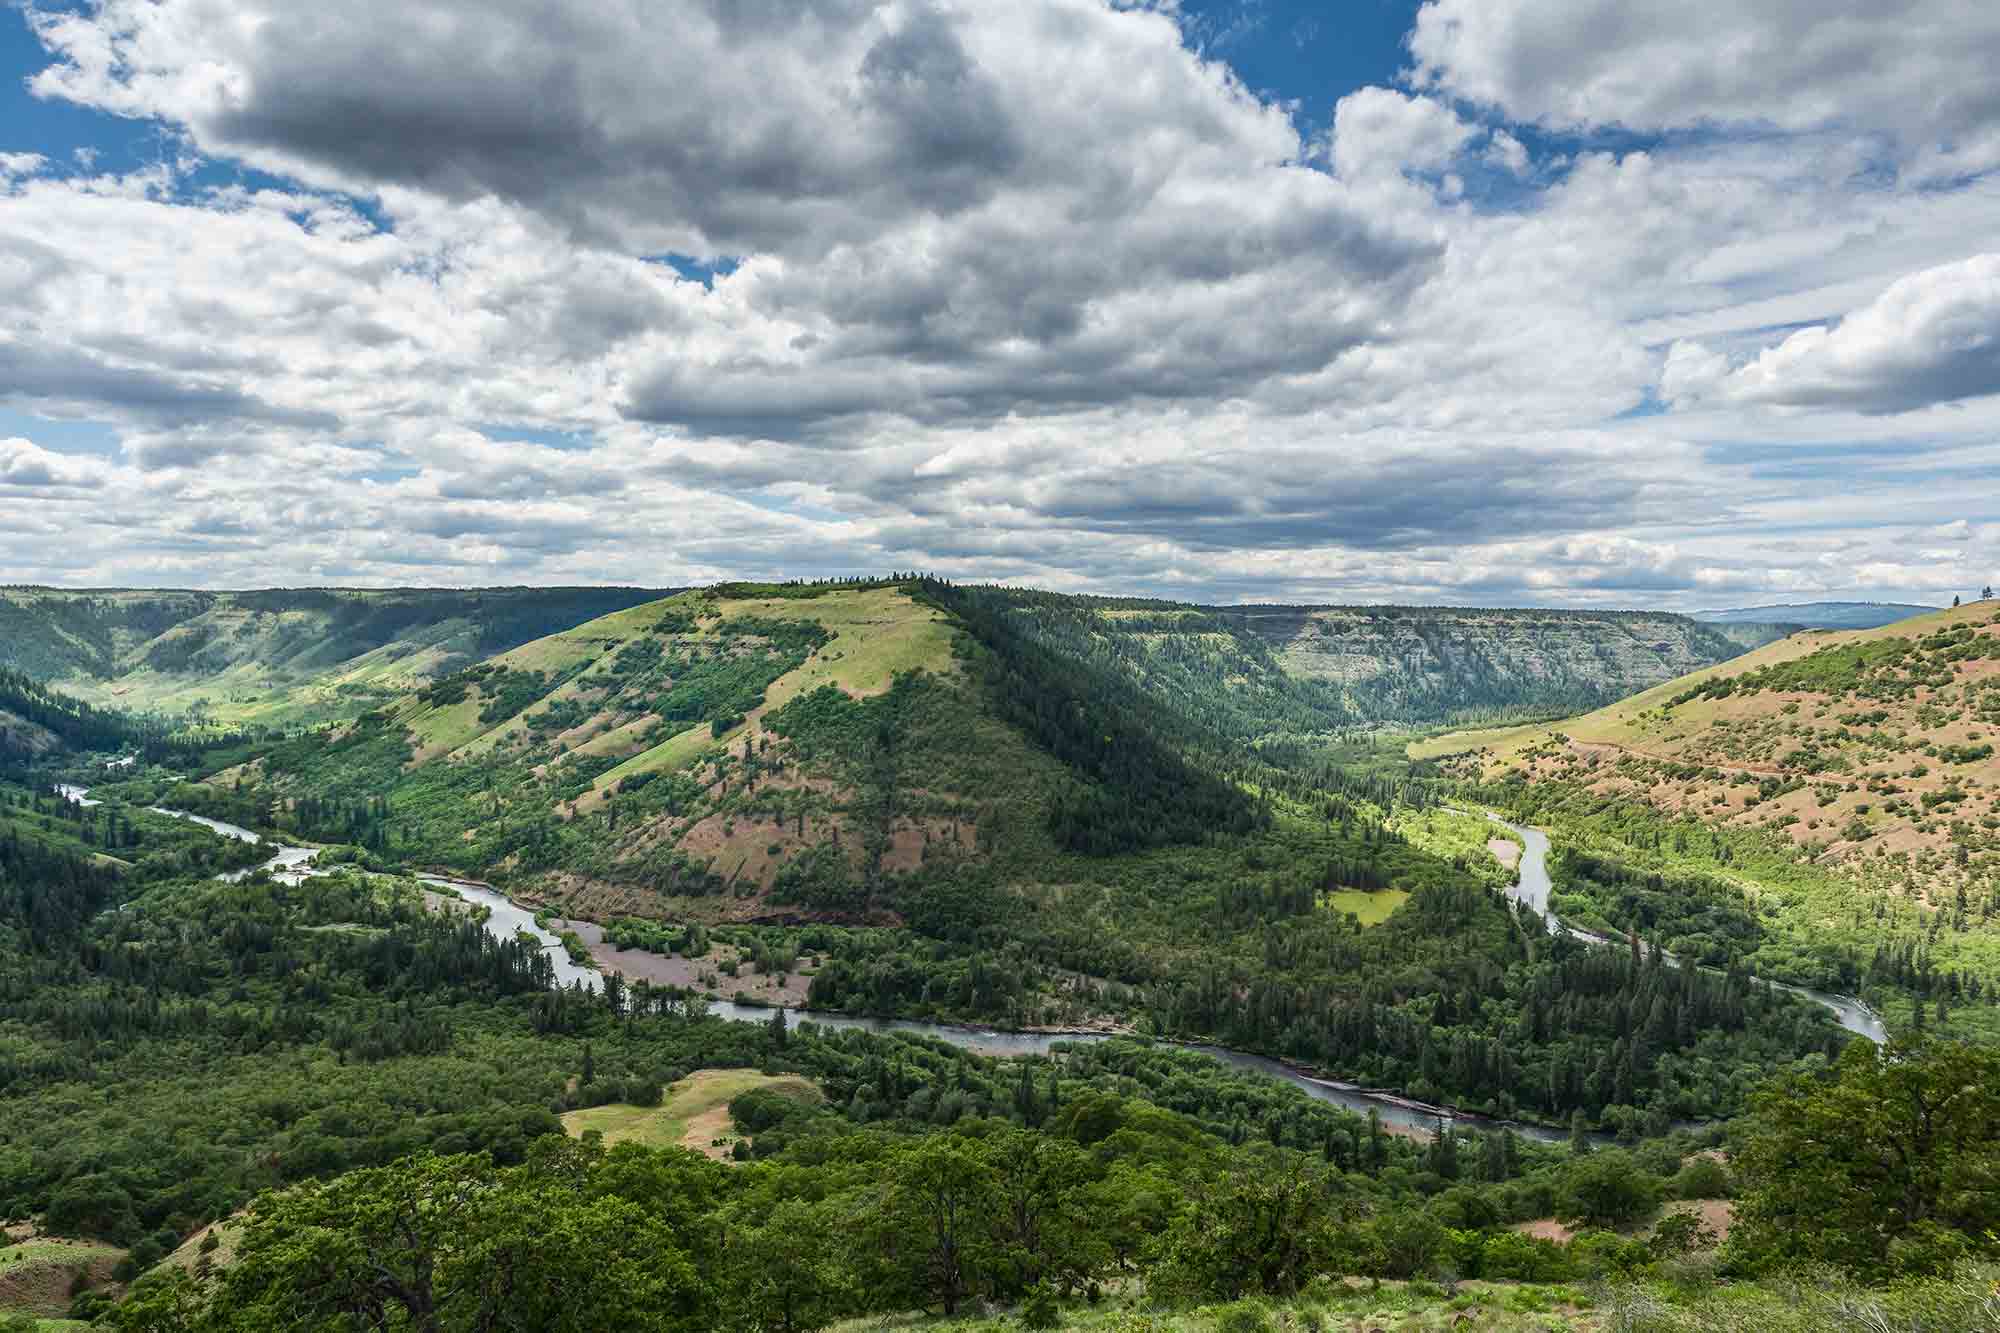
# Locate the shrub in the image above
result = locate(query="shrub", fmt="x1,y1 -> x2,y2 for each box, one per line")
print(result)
1214,1303 -> 1271,1333
1650,1210 -> 1719,1258
1670,1156 -> 1733,1200
1557,1148 -> 1664,1228
1481,1230 -> 1574,1283
1020,1284 -> 1061,1330
729,1087 -> 801,1134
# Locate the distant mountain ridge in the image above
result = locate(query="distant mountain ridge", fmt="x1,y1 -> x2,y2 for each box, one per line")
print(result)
0,586 -> 677,726
986,593 -> 1777,734
1693,601 -> 1937,630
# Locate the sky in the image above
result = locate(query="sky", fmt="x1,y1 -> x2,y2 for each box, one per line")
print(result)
2,0 -> 1998,610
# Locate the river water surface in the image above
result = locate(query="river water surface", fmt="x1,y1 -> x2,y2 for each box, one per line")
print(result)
81,783 -> 1883,1139
1484,813 -> 1886,1043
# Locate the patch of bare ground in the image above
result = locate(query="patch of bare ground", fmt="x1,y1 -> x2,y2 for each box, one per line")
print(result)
554,921 -> 819,1005
740,767 -> 843,796
678,1102 -> 742,1159
1511,1218 -> 1576,1244
531,873 -> 677,920
1658,1199 -> 1735,1245
1509,1199 -> 1733,1250
880,819 -> 976,873
1487,837 -> 1520,871
420,888 -> 470,915
0,1235 -> 125,1317
670,809 -> 853,893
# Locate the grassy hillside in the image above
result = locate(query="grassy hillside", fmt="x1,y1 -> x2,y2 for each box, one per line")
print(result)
165,582 -> 1058,923
0,1232 -> 123,1324
560,1068 -> 821,1159
0,586 -> 674,726
1428,602 -> 2000,1017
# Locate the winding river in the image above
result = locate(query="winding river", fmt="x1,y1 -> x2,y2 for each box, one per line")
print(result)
1489,814 -> 1887,1043
412,871 -> 1524,1139
74,783 -> 1885,1139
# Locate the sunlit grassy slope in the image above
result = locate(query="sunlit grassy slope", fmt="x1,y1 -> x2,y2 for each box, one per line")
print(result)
560,1069 -> 821,1159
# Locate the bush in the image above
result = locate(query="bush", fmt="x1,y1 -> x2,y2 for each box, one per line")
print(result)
1366,1210 -> 1445,1278
1481,1230 -> 1574,1282
1670,1156 -> 1733,1200
1557,1149 -> 1664,1228
1567,1229 -> 1653,1278
1650,1210 -> 1719,1258
1020,1284 -> 1062,1330
1214,1303 -> 1271,1333
729,1087 -> 801,1134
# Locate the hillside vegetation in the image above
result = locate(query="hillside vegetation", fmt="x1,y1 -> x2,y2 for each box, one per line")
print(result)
0,586 -> 673,727
1428,601 -> 2000,1022
5,582 -> 1997,1331
89,579 -> 1845,1135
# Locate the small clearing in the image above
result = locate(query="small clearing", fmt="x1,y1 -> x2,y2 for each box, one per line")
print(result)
0,1237 -> 125,1319
1322,888 -> 1409,926
560,1068 -> 822,1161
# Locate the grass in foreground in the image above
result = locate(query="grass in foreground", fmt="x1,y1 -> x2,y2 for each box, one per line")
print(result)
827,1261 -> 2000,1333
831,1277 -> 1596,1332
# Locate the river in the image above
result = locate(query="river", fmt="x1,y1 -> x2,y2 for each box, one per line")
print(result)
411,873 -> 1529,1139
73,783 -> 1882,1139
1484,813 -> 1887,1043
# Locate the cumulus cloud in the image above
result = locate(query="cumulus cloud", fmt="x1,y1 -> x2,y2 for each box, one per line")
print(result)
1330,88 -> 1477,181
0,437 -> 106,488
1683,254 -> 2000,414
1409,0 -> 2000,175
0,0 -> 1996,606
27,0 -> 1438,441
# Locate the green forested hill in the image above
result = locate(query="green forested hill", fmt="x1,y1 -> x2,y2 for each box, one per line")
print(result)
93,578 -> 1844,1137
0,585 -> 675,726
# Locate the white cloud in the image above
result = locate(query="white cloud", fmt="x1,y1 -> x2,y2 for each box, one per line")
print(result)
25,0 -> 1447,440
0,437 -> 107,488
1330,88 -> 1477,181
1409,0 -> 2000,176
0,0 -> 1996,607
1687,254 -> 2000,413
